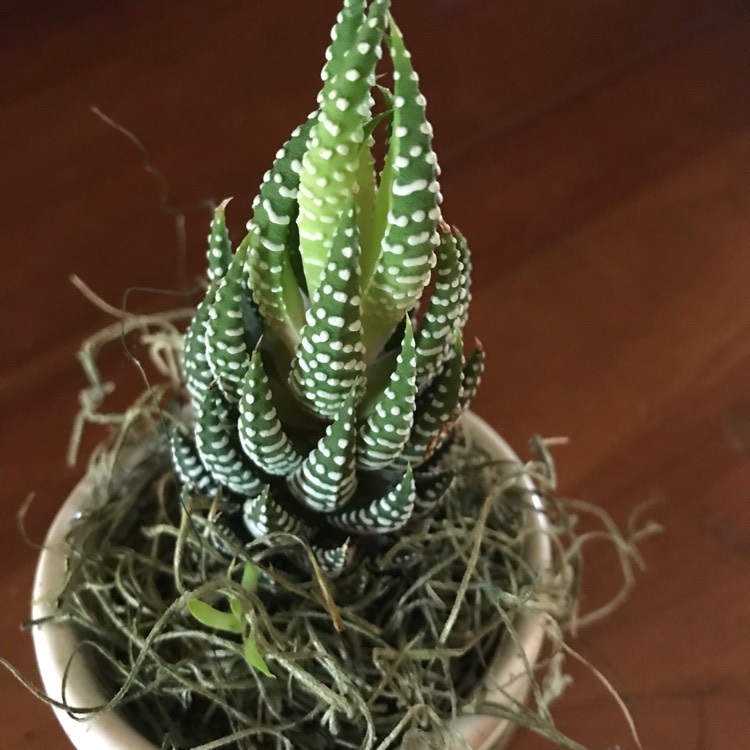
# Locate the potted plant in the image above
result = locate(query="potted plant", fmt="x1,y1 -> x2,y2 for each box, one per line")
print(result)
27,2 -> 613,749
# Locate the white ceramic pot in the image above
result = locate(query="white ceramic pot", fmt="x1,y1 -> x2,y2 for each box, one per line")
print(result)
32,412 -> 551,750
449,414 -> 552,750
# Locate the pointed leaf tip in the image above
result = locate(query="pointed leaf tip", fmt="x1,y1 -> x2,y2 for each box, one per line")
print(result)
332,465 -> 416,534
239,347 -> 302,475
242,486 -> 303,540
361,14 -> 441,352
207,203 -> 234,283
298,0 -> 390,297
358,316 -> 417,470
194,386 -> 265,496
288,389 -> 359,512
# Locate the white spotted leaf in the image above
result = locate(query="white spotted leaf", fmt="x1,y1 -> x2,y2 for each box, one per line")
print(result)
288,390 -> 359,513
288,204 -> 366,420
297,0 -> 390,297
360,18 -> 442,354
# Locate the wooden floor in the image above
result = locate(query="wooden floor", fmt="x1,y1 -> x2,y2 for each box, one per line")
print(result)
2,1 -> 749,747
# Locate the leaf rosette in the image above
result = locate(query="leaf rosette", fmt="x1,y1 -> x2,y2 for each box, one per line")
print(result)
172,0 -> 485,576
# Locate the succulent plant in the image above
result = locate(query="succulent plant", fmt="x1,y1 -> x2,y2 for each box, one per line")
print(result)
171,0 -> 485,576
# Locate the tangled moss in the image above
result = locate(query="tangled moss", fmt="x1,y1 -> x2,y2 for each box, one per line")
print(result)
6,310 -> 658,750
53,397 -> 537,749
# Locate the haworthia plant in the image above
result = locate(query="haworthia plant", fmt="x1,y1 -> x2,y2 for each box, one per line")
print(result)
171,0 -> 485,576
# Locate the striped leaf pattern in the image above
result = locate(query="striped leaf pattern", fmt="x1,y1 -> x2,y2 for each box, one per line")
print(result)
194,388 -> 264,497
243,487 -> 303,539
397,332 -> 464,467
413,469 -> 455,518
357,317 -> 417,470
413,229 -> 466,390
458,344 -> 486,412
288,391 -> 358,512
312,540 -> 351,578
288,205 -> 366,419
297,0 -> 390,297
239,347 -> 302,476
331,466 -> 415,534
173,3 -> 485,576
169,427 -> 218,497
246,116 -> 316,350
183,289 -> 215,407
454,228 -> 473,331
205,241 -> 257,402
360,19 -> 442,353
207,200 -> 233,283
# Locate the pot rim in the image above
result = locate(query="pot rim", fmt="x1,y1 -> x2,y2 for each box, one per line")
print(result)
31,411 -> 552,750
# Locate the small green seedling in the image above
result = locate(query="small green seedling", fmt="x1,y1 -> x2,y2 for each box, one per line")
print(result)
187,563 -> 274,677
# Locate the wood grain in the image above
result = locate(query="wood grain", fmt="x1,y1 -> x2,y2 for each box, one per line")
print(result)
1,1 -> 749,748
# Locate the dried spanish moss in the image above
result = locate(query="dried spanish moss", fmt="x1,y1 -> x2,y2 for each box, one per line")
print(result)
2,310 -> 660,750
47,405 -> 531,749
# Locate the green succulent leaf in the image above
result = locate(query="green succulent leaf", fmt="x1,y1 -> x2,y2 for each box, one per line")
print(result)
288,204 -> 366,419
187,599 -> 243,634
397,331 -> 464,467
297,0 -> 390,297
413,468 -> 454,517
183,287 -> 216,407
414,229 -> 466,390
361,18 -> 442,354
366,110 -> 395,288
458,343 -> 485,411
363,98 -> 393,141
319,1 -> 367,101
207,200 -> 234,283
239,347 -> 303,476
357,316 -> 417,470
243,636 -> 275,678
181,205 -> 234,412
205,239 -> 260,402
331,465 -> 415,534
358,107 -> 393,282
246,116 -> 317,351
312,540 -> 351,578
288,390 -> 359,512
169,427 -> 218,497
453,228 -> 473,332
194,387 -> 264,496
354,136 -> 377,265
243,486 -> 303,539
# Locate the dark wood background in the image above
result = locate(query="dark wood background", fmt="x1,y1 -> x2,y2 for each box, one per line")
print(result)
2,1 -> 749,747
